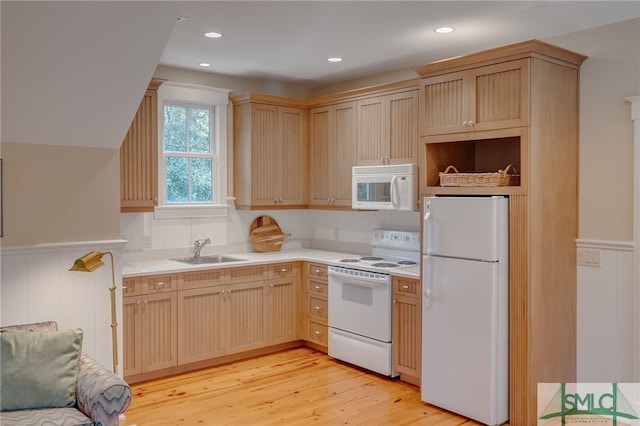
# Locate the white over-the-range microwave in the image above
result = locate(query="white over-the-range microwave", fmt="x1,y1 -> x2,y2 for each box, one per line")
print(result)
352,163 -> 417,211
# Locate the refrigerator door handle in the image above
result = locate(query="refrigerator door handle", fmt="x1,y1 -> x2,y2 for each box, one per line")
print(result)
423,201 -> 432,255
423,254 -> 432,308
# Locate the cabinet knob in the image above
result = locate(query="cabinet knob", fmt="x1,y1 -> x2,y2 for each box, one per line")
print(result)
314,330 -> 323,336
315,306 -> 323,312
313,269 -> 321,274
314,285 -> 321,291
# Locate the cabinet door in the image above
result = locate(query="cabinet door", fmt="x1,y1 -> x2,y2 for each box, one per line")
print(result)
178,286 -> 226,364
250,103 -> 280,205
141,292 -> 178,372
120,82 -> 160,213
357,96 -> 388,164
329,102 -> 357,206
226,281 -> 268,354
393,293 -> 421,378
278,107 -> 307,205
387,91 -> 419,165
268,278 -> 299,344
309,106 -> 332,206
469,59 -> 529,132
419,70 -> 468,136
122,296 -> 142,377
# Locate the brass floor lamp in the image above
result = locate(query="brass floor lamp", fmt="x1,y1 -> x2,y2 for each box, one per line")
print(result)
69,251 -> 118,374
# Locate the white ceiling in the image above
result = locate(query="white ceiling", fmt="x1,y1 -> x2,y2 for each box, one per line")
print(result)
162,1 -> 640,86
2,1 -> 639,149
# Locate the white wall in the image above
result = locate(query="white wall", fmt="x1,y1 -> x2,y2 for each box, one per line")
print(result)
1,241 -> 126,375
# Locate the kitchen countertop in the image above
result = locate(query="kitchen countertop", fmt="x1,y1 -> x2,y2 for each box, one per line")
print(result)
122,248 -> 421,279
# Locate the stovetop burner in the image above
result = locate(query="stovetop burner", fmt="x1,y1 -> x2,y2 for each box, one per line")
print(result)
339,258 -> 360,263
397,260 -> 417,265
370,262 -> 399,268
360,256 -> 384,261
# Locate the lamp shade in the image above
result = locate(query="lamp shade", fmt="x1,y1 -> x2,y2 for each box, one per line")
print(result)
69,251 -> 105,272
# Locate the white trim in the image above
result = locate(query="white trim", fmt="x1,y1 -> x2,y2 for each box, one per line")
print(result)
1,239 -> 128,256
575,238 -> 634,251
625,95 -> 640,384
153,204 -> 229,219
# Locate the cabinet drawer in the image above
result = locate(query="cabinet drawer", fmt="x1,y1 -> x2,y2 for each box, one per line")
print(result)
308,321 -> 328,346
307,279 -> 328,297
178,269 -> 225,290
227,265 -> 266,284
309,296 -> 328,321
269,262 -> 297,279
393,277 -> 421,298
122,277 -> 142,297
307,263 -> 327,279
141,274 -> 176,294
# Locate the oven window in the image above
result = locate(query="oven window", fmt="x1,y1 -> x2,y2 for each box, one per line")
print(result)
357,182 -> 390,202
342,283 -> 373,306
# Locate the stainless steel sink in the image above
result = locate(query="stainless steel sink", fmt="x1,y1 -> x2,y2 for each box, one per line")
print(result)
170,255 -> 248,265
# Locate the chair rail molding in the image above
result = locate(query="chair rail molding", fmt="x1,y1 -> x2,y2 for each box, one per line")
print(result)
625,95 -> 640,385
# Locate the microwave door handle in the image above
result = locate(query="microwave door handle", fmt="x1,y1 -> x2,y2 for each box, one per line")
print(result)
390,175 -> 398,208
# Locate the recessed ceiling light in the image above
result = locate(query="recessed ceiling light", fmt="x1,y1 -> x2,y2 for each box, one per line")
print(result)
328,57 -> 343,63
434,26 -> 454,34
204,32 -> 223,39
199,62 -> 211,67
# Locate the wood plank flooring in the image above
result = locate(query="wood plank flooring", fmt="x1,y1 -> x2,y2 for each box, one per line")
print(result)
120,347 -> 481,426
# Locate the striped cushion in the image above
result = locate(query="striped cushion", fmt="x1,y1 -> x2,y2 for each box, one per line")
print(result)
0,407 -> 92,426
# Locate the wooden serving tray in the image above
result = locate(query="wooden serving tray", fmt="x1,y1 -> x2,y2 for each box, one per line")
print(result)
249,215 -> 291,252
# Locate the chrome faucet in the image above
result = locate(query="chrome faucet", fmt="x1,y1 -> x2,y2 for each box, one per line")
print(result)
194,238 -> 211,258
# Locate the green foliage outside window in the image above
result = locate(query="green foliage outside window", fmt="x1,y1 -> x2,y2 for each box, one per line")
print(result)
164,103 -> 216,203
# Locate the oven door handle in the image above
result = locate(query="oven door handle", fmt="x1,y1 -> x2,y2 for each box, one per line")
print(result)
329,274 -> 388,288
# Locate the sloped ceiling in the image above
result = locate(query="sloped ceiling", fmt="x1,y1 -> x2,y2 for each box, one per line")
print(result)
1,1 -> 180,149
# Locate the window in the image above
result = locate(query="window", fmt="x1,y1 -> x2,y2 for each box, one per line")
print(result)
156,82 -> 230,218
163,102 -> 216,203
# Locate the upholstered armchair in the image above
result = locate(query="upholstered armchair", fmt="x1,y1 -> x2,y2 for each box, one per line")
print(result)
0,321 -> 132,426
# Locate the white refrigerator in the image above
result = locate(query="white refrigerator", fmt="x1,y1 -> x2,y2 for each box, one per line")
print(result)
421,196 -> 509,425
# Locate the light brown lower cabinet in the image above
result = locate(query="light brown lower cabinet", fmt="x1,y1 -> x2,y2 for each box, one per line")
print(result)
125,263 -> 301,382
303,262 -> 329,351
392,276 -> 421,384
122,274 -> 178,378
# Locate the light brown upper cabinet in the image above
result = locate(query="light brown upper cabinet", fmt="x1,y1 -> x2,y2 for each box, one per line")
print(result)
308,102 -> 357,208
356,90 -> 419,165
232,94 -> 308,209
417,59 -> 529,137
120,79 -> 164,213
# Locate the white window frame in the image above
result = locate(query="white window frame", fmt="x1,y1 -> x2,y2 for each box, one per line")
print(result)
155,82 -> 231,219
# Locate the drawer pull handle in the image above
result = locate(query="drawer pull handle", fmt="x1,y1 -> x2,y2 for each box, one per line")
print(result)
279,268 -> 288,273
154,282 -> 165,287
314,306 -> 323,312
314,330 -> 323,336
402,284 -> 411,289
314,285 -> 322,291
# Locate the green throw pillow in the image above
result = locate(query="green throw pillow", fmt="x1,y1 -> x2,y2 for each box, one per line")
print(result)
1,328 -> 83,411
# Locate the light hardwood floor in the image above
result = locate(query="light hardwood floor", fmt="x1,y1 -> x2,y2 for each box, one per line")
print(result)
120,347 -> 482,426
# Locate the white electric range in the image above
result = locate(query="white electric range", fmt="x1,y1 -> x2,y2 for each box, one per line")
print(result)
327,229 -> 420,377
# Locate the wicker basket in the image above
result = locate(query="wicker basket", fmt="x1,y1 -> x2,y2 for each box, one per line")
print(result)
439,164 -> 520,187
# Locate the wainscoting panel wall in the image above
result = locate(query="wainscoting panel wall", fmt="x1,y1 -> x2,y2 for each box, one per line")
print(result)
1,240 -> 126,375
576,240 -> 634,383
